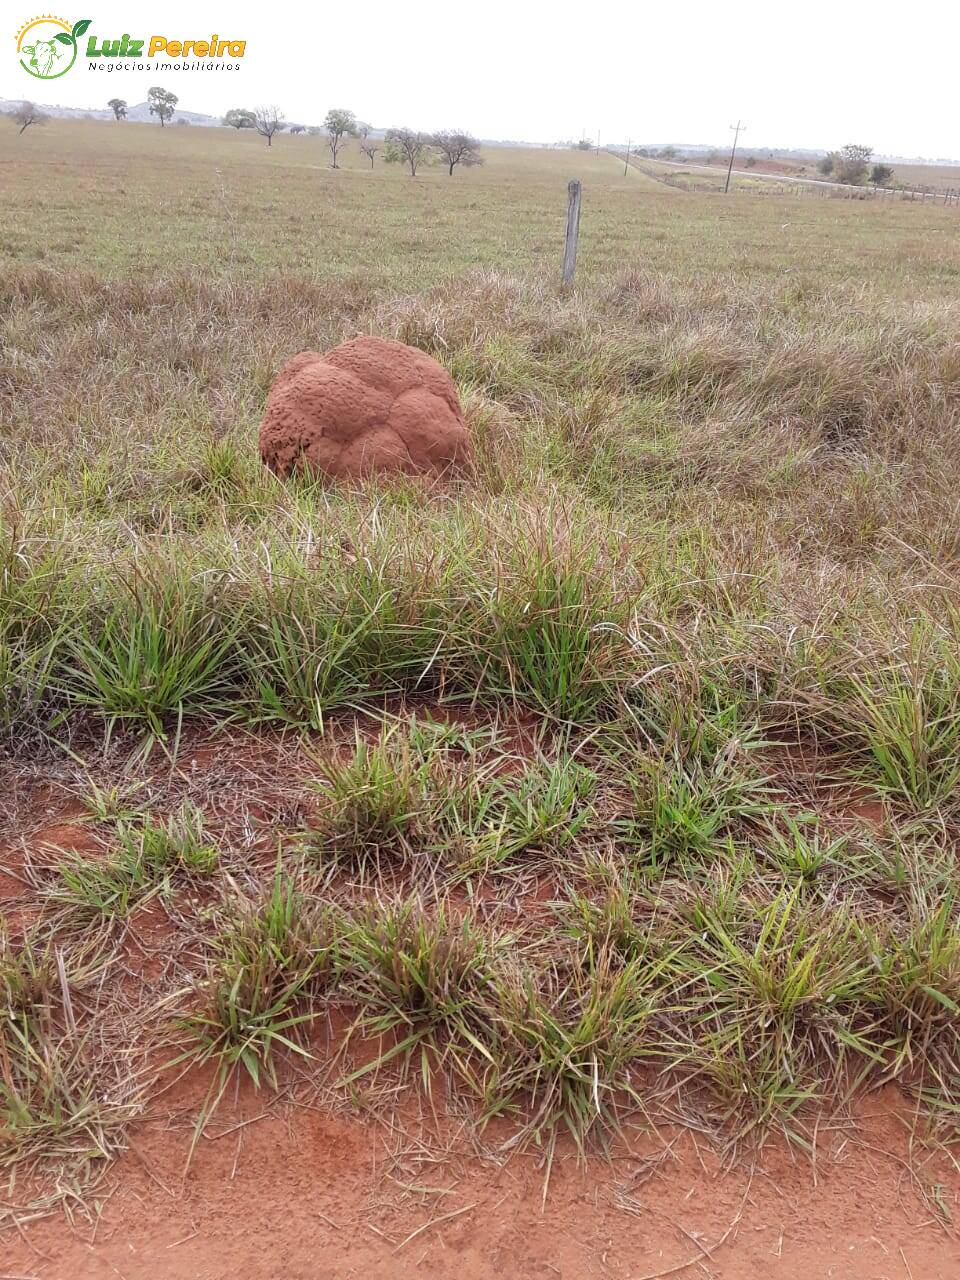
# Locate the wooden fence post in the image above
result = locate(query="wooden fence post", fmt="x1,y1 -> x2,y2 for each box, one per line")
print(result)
562,180 -> 582,287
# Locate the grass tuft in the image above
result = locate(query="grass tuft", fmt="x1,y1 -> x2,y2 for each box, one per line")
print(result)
339,896 -> 506,1094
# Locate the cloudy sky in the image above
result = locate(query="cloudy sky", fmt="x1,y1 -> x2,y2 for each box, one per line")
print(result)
10,0 -> 959,158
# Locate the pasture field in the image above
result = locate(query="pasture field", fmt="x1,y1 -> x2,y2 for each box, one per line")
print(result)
2,118 -> 960,1275
891,161 -> 960,193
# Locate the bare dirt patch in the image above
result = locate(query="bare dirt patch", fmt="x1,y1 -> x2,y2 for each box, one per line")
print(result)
7,1084 -> 959,1280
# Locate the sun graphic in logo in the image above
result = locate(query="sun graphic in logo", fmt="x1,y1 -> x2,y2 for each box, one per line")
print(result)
17,15 -> 91,79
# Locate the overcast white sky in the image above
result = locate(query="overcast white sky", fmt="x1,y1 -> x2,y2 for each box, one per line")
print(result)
9,0 -> 959,158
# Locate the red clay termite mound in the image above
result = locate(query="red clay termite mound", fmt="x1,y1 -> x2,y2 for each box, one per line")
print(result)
259,336 -> 472,481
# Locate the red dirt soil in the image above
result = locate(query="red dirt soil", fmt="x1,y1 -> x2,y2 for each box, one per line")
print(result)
259,336 -> 473,480
3,725 -> 960,1278
7,1085 -> 960,1280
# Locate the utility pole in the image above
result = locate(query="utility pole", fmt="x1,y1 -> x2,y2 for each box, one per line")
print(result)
724,119 -> 745,193
623,139 -> 631,175
595,128 -> 601,157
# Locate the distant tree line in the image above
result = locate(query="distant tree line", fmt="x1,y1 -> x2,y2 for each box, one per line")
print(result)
5,92 -> 477,177
620,145 -> 679,161
212,103 -> 483,175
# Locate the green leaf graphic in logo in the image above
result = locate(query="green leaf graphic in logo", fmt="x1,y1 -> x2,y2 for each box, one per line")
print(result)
19,17 -> 90,79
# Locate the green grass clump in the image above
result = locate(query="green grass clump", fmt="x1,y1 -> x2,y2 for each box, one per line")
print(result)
452,755 -> 597,871
489,947 -> 674,1159
126,804 -> 220,876
306,726 -> 441,871
55,567 -> 239,742
0,931 -> 60,1014
0,931 -> 130,1184
557,873 -> 680,968
681,890 -> 881,1127
240,569 -> 428,729
55,803 -> 219,917
474,549 -> 625,723
175,868 -> 342,1129
0,1019 -> 121,1173
621,748 -> 772,867
304,720 -> 596,875
847,622 -> 960,813
758,817 -> 854,887
870,897 -> 960,1068
55,848 -> 156,918
339,896 -> 506,1094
